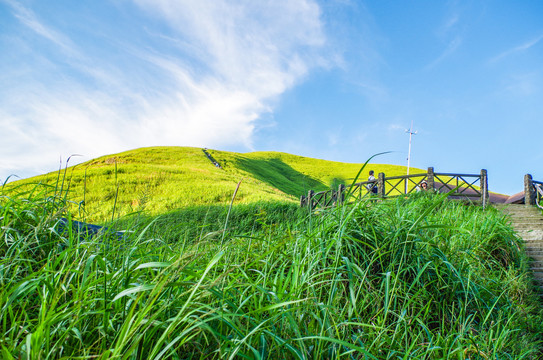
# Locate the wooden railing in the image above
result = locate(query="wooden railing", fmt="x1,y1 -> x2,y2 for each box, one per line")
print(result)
535,182 -> 543,210
525,174 -> 543,210
301,167 -> 489,210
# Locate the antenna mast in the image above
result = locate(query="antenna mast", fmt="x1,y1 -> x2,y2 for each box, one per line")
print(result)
405,120 -> 417,192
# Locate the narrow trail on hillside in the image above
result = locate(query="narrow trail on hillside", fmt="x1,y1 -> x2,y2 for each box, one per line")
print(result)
496,204 -> 543,295
202,148 -> 222,169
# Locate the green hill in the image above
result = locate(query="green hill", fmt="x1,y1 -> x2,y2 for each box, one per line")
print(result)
7,146 -> 419,222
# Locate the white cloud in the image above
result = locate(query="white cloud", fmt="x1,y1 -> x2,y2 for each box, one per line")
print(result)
0,0 -> 328,181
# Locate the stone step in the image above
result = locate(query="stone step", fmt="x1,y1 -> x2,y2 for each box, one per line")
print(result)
501,213 -> 542,218
511,221 -> 543,226
500,207 -> 542,210
519,241 -> 543,246
509,215 -> 543,218
502,205 -> 542,207
515,228 -> 543,232
516,231 -> 543,236
508,220 -> 543,225
518,240 -> 543,244
502,211 -> 543,216
502,210 -> 543,214
507,221 -> 542,225
496,205 -> 541,211
525,241 -> 543,247
514,230 -> 543,234
521,238 -> 543,242
525,240 -> 543,245
511,220 -> 543,224
526,249 -> 543,254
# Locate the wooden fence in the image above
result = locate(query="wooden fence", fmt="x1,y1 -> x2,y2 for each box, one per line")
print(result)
301,167 -> 489,210
525,174 -> 543,210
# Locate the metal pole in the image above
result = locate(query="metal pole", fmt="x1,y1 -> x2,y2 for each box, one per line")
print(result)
405,120 -> 417,193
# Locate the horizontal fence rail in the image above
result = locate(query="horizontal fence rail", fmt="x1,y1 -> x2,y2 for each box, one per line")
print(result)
301,167 -> 489,210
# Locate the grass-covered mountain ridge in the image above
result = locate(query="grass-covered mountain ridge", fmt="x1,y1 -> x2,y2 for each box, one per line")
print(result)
15,146 -> 419,222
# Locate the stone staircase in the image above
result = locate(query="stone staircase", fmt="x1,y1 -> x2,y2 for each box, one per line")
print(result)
496,204 -> 543,294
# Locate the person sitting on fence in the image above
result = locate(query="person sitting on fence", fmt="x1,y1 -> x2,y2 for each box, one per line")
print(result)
417,180 -> 428,192
367,170 -> 378,194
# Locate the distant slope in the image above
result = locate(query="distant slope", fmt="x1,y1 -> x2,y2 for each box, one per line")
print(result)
7,147 -> 420,222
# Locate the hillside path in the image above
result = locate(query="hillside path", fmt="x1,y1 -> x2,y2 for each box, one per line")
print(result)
496,204 -> 543,295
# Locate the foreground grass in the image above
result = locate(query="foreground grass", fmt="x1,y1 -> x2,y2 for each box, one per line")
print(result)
1,185 -> 542,359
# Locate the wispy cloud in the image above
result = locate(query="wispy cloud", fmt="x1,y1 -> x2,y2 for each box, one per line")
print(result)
489,34 -> 543,63
4,0 -> 80,59
439,12 -> 460,35
387,123 -> 405,131
426,5 -> 464,70
0,0 -> 329,180
500,72 -> 540,97
425,36 -> 463,70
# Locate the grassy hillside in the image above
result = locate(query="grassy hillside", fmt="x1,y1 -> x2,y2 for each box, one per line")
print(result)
7,146 -> 419,222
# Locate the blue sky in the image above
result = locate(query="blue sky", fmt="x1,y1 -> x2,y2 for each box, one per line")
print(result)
1,0 -> 542,195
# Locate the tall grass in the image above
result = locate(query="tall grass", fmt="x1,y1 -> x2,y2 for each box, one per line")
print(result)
1,183 -> 542,358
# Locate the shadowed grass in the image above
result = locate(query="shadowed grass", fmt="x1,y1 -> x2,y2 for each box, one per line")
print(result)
1,183 -> 542,359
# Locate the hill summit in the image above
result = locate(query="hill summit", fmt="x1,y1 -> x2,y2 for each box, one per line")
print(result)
9,146 -> 416,222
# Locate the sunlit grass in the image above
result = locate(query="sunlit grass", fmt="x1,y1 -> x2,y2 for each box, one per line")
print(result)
5,147 -> 423,223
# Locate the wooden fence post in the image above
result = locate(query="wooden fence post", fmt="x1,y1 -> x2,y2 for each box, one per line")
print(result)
481,169 -> 488,208
378,172 -> 385,197
307,190 -> 314,211
525,174 -> 536,205
427,167 -> 435,190
337,184 -> 345,205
